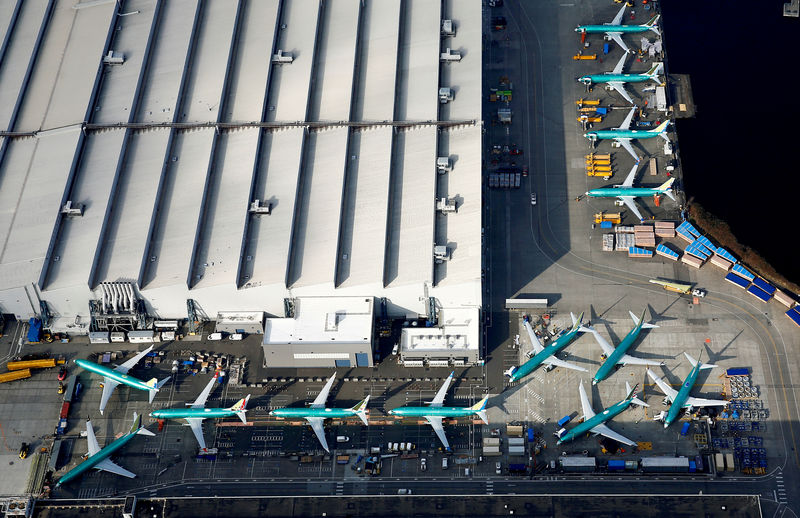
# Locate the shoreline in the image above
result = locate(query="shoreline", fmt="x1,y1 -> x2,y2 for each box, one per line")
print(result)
686,202 -> 800,298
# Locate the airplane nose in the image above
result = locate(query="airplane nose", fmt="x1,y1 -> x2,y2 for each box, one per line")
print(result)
663,422 -> 669,429
591,379 -> 598,385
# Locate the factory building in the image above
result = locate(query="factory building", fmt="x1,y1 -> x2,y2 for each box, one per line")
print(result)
0,0 -> 482,366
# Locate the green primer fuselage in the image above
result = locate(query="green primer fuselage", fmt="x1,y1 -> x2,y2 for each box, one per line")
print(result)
150,407 -> 236,420
592,321 -> 645,383
75,358 -> 151,392
56,430 -> 138,486
580,73 -> 652,85
557,398 -> 632,445
271,407 -> 355,419
508,328 -> 583,383
586,128 -> 661,141
576,24 -> 651,34
665,363 -> 702,426
390,406 -> 475,418
587,186 -> 662,198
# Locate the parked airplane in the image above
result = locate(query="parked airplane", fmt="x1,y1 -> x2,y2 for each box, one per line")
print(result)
583,106 -> 670,162
587,310 -> 664,385
556,382 -> 647,446
647,351 -> 729,428
150,373 -> 250,451
575,5 -> 660,53
578,53 -> 663,105
75,345 -> 170,414
505,313 -> 589,384
55,413 -> 154,486
269,373 -> 369,452
584,161 -> 675,222
388,371 -> 488,450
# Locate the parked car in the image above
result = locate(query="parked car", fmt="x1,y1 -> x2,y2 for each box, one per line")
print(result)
496,461 -> 502,475
57,366 -> 67,381
531,193 -> 537,205
420,458 -> 427,471
19,443 -> 29,460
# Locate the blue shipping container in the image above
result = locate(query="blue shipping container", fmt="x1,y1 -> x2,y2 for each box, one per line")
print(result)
527,428 -> 534,441
726,368 -> 749,376
603,42 -> 609,54
680,422 -> 690,436
600,221 -> 612,229
557,415 -> 571,427
27,318 -> 42,343
689,461 -> 696,473
608,460 -> 626,471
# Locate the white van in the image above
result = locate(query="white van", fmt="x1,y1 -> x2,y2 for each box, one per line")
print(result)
442,457 -> 448,470
336,436 -> 349,443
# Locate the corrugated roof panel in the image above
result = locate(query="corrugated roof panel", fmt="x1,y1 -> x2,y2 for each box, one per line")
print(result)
315,0 -> 359,121
0,2 -> 50,130
357,0 -> 400,121
269,0 -> 320,122
244,128 -> 305,287
715,247 -> 737,264
656,244 -> 680,259
290,128 -> 349,288
444,0 -> 481,120
396,0 -> 440,121
338,127 -> 393,287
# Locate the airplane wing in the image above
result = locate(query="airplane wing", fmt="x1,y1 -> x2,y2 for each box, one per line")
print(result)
114,345 -> 153,375
608,33 -> 630,53
590,423 -> 637,446
190,374 -> 218,409
618,196 -> 644,222
619,354 -> 664,366
621,162 -> 638,187
647,369 -> 678,403
618,107 -> 636,131
184,418 -> 207,450
615,139 -> 639,162
685,396 -> 729,409
311,374 -> 336,408
93,458 -> 137,479
431,372 -> 454,407
424,416 -> 450,450
587,328 -> 615,357
611,53 -> 627,75
610,5 -> 626,26
578,382 -> 596,419
99,378 -> 121,414
305,417 -> 329,452
544,355 -> 588,372
85,421 -> 101,456
523,320 -> 545,355
607,82 -> 633,104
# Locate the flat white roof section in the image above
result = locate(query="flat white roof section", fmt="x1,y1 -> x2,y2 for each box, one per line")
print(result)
386,126 -> 436,287
435,125 -> 482,286
290,127 -> 349,288
225,0 -> 279,122
0,1 -> 50,130
337,127 -> 392,287
192,128 -> 260,289
269,0 -> 320,122
396,0 -> 440,121
356,0 -> 400,121
313,0 -> 359,121
263,296 -> 373,345
0,1 -> 19,46
441,0 -> 481,121
400,307 -> 479,353
243,128 -> 305,287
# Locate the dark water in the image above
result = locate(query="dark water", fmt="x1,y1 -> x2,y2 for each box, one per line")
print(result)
659,1 -> 800,284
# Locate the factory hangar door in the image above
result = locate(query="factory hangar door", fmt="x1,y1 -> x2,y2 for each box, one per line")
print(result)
335,359 -> 351,367
355,353 -> 369,367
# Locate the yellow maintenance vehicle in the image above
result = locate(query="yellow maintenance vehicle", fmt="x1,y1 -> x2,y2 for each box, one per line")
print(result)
594,212 -> 622,224
576,99 -> 601,106
585,153 -> 611,160
577,115 -> 603,124
573,52 -> 596,60
0,369 -> 32,384
586,166 -> 613,180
